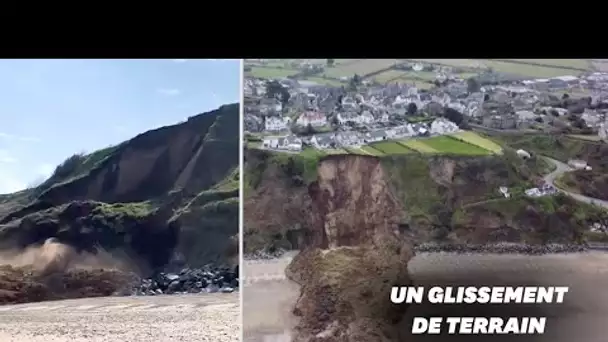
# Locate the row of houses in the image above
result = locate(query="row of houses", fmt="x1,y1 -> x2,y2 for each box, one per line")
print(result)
261,118 -> 460,151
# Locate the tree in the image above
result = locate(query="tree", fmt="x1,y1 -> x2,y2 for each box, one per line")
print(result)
407,102 -> 418,116
327,59 -> 335,67
305,124 -> 315,135
562,93 -> 570,99
483,93 -> 490,101
265,80 -> 284,99
572,118 -> 587,129
467,77 -> 481,93
443,107 -> 464,126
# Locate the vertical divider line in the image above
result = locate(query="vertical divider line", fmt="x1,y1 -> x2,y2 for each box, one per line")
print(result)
238,58 -> 245,342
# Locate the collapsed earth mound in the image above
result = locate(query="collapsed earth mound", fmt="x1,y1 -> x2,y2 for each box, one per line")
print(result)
286,237 -> 413,342
286,155 -> 414,342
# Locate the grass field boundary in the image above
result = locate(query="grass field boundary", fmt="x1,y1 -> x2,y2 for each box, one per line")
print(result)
343,147 -> 362,155
482,59 -> 590,72
360,145 -> 386,156
369,141 -> 414,155
448,132 -> 503,154
394,141 -> 420,154
398,139 -> 438,153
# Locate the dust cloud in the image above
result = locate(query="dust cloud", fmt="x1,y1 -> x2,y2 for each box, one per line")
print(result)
0,238 -> 146,276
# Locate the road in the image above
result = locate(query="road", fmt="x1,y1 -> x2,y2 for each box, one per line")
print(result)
0,292 -> 239,342
243,251 -> 608,342
542,157 -> 608,208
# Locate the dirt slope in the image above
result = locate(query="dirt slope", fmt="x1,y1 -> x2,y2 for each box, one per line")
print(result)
244,149 -> 603,253
0,103 -> 240,304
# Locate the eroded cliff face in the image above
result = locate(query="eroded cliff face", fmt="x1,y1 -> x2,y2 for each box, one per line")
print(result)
0,103 -> 240,272
286,156 -> 413,342
307,155 -> 404,249
245,150 -> 597,252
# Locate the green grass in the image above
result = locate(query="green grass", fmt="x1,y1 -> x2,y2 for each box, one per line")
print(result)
324,59 -> 401,78
450,131 -> 503,154
399,139 -> 438,153
370,141 -> 414,154
567,134 -> 602,142
360,146 -> 385,156
303,77 -> 344,87
246,67 -> 299,79
371,70 -> 408,83
94,201 -> 153,218
324,148 -> 348,155
506,59 -> 591,70
407,59 -> 588,78
212,167 -> 239,191
481,60 -> 584,78
420,136 -> 492,155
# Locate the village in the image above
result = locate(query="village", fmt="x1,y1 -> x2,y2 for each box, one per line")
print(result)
244,60 -> 608,155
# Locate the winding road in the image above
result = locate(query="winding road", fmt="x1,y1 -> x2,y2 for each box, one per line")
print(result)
0,293 -> 239,342
542,157 -> 608,208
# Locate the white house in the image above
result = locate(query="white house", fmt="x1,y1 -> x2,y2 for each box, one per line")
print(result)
296,111 -> 327,127
429,118 -> 459,135
310,133 -> 334,149
342,96 -> 357,111
380,113 -> 390,123
263,137 -> 280,149
265,116 -> 291,131
516,149 -> 531,159
337,112 -> 361,125
360,111 -> 375,124
279,136 -> 303,151
568,159 -> 588,170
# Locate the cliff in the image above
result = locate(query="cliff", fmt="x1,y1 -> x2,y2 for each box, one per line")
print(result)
244,146 -> 602,252
0,103 -> 240,273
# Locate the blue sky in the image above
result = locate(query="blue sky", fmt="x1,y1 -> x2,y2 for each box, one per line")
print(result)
0,59 -> 241,194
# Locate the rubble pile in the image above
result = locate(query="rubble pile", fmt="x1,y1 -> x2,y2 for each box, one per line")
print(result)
243,248 -> 286,260
130,265 -> 239,296
415,242 -> 588,254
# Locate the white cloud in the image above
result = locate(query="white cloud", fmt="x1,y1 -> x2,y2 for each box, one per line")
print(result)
0,132 -> 41,143
172,59 -> 188,63
157,88 -> 181,96
0,149 -> 17,164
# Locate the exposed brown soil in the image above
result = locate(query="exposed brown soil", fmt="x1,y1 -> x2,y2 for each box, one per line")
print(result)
0,238 -> 138,304
0,104 -> 239,304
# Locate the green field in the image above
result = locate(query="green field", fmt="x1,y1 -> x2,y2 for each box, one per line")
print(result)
262,132 -> 503,157
507,59 -> 591,70
420,136 -> 492,156
370,141 -> 414,154
371,70 -> 409,83
324,59 -> 401,78
325,148 -> 348,155
246,67 -> 299,79
302,77 -> 345,87
407,59 -> 590,79
450,131 -> 503,154
360,146 -> 385,156
480,60 -> 584,78
399,139 -> 438,153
